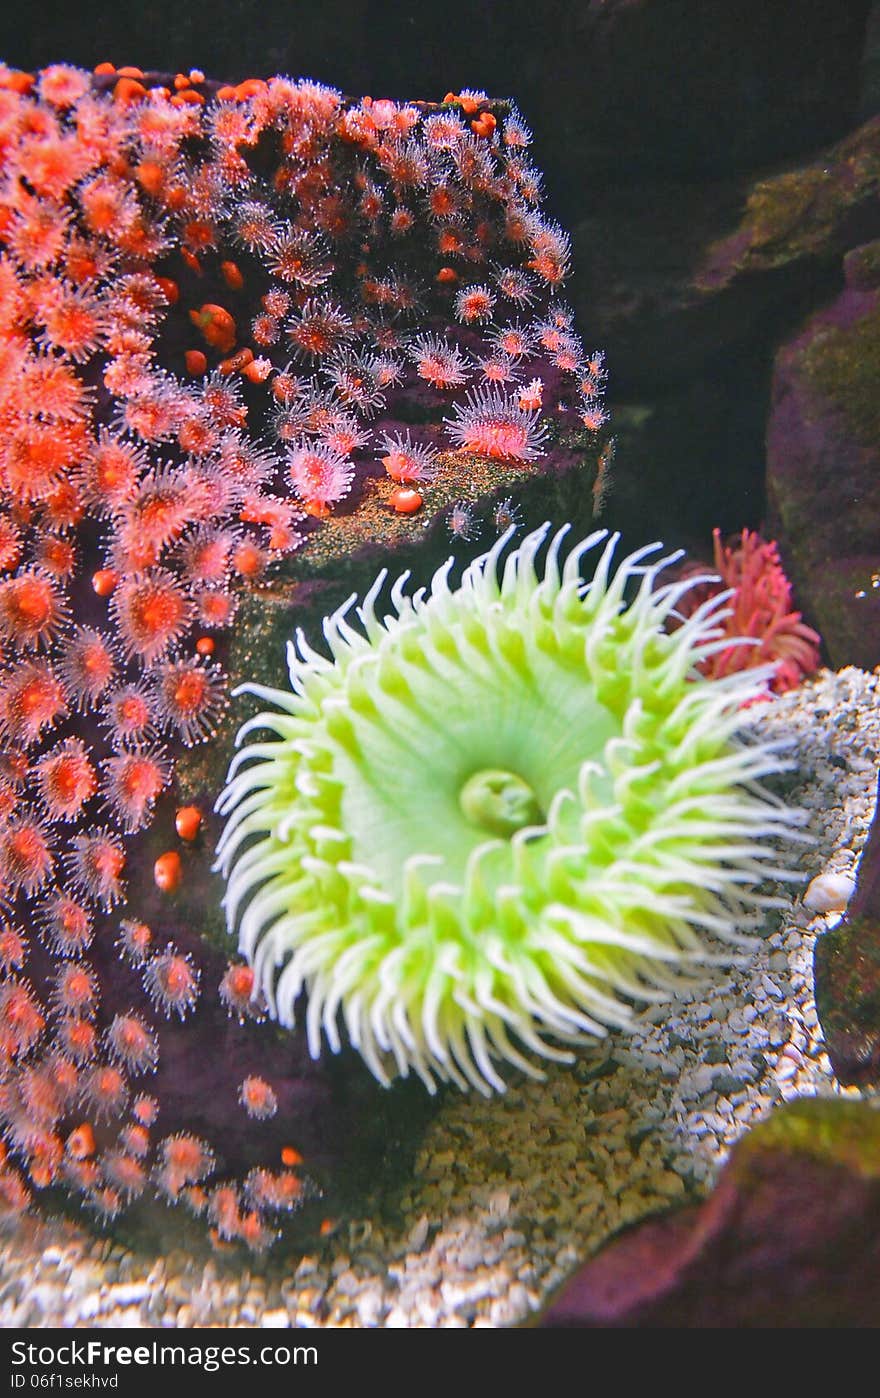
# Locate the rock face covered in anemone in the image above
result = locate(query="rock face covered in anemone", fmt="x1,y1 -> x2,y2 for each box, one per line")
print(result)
217,525 -> 807,1096
0,60 -> 603,1244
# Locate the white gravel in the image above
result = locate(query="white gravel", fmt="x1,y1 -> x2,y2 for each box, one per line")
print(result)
2,664 -> 878,1328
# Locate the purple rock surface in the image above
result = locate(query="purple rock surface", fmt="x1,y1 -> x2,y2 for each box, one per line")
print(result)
815,773 -> 880,1087
540,1097 -> 880,1327
766,243 -> 880,669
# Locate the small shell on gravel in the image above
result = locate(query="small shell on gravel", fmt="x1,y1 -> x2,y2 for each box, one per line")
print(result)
803,869 -> 856,913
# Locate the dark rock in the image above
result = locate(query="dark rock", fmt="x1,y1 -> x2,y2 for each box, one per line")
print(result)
626,1125 -> 655,1152
711,1072 -> 748,1095
815,774 -> 880,1087
540,1096 -> 880,1327
570,114 -> 880,565
574,1056 -> 618,1084
766,247 -> 880,667
844,237 -> 880,288
666,1033 -> 694,1051
574,117 -> 880,391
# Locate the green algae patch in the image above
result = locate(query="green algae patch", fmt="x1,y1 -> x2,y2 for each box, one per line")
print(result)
799,298 -> 880,447
303,449 -> 544,571
733,1096 -> 880,1181
742,168 -> 837,257
698,115 -> 880,288
844,238 -> 880,289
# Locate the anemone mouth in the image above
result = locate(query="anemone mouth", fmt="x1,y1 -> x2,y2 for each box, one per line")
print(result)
327,617 -> 620,903
215,524 -> 806,1096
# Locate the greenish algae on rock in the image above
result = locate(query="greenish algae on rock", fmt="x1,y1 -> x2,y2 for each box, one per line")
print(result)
765,248 -> 880,669
540,1096 -> 880,1327
732,1095 -> 880,1180
699,115 -> 880,288
799,298 -> 880,447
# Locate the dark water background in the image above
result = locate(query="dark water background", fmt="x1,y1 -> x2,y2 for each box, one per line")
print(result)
6,0 -> 880,225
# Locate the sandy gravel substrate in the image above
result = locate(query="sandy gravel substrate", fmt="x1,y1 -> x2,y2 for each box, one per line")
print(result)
2,664 -> 878,1329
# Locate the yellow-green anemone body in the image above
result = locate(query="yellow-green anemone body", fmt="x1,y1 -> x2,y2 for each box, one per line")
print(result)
216,525 -> 803,1094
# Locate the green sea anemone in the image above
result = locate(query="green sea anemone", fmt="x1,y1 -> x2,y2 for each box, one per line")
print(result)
216,525 -> 804,1094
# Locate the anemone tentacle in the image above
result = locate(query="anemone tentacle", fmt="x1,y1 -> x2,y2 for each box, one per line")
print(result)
216,524 -> 806,1095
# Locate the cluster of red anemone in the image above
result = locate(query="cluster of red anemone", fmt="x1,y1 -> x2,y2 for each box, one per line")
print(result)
0,59 -> 605,1247
675,528 -> 822,697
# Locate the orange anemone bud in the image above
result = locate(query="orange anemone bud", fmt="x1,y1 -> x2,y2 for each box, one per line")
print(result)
243,358 -> 272,384
220,261 -> 244,291
91,569 -> 118,598
184,219 -> 214,250
231,541 -> 266,579
154,851 -> 182,894
135,160 -> 166,197
195,637 -> 215,657
0,70 -> 35,94
471,112 -> 497,138
175,806 -> 202,842
389,488 -> 423,515
184,349 -> 208,376
189,304 -> 237,355
234,79 -> 268,100
113,77 -> 147,105
94,62 -> 116,75
436,266 -> 458,284
218,347 -> 253,376
281,1147 -> 303,1167
155,276 -> 179,305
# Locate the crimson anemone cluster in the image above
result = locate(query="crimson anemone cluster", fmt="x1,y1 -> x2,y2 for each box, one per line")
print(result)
675,529 -> 821,698
0,60 -> 604,1247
